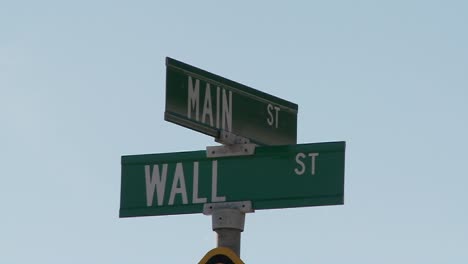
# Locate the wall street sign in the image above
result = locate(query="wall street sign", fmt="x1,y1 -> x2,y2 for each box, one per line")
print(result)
120,141 -> 345,218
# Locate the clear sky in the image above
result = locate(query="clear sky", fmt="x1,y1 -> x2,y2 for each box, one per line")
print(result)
1,1 -> 467,263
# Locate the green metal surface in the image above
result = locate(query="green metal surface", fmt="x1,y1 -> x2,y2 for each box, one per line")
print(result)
120,141 -> 345,217
165,57 -> 298,145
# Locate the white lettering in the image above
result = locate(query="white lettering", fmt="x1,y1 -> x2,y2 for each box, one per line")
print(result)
222,90 -> 232,132
267,104 -> 274,126
294,153 -> 306,175
211,160 -> 226,202
192,162 -> 207,204
187,76 -> 200,121
294,152 -> 319,175
168,163 -> 188,205
274,106 -> 280,128
308,153 -> 319,175
267,104 -> 280,128
144,164 -> 168,206
188,78 -> 233,132
201,83 -> 213,126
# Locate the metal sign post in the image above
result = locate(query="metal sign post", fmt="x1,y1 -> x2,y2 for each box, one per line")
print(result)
203,134 -> 255,257
203,201 -> 253,257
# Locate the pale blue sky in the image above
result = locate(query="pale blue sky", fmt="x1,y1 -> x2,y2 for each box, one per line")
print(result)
1,1 -> 467,263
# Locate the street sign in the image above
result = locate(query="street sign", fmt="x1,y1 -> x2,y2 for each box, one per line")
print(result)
120,141 -> 345,218
198,247 -> 244,264
165,57 -> 298,145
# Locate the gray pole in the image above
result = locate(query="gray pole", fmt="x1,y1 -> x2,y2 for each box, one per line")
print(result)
211,208 -> 246,257
205,133 -> 255,257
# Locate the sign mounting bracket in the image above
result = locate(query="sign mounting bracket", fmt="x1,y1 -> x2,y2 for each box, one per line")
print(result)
203,201 -> 254,257
203,201 -> 254,215
207,131 -> 256,158
216,130 -> 251,145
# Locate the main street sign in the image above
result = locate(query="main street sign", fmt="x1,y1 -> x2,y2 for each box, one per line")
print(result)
120,141 -> 345,218
165,57 -> 298,145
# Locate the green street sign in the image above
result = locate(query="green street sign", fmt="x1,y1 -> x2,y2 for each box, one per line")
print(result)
120,141 -> 345,218
165,57 -> 298,145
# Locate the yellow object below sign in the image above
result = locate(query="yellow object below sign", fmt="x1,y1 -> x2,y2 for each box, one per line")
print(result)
198,247 -> 244,264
